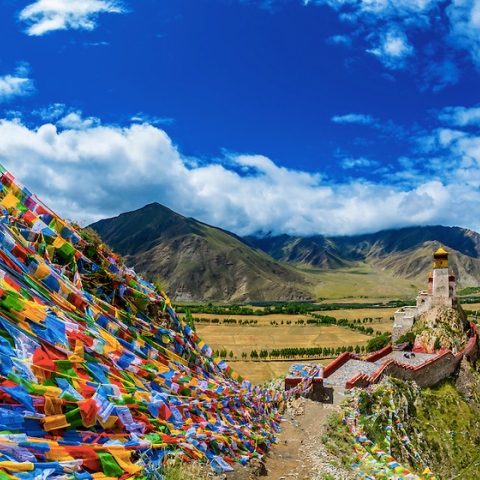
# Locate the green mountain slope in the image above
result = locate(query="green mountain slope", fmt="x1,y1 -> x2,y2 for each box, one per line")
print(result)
90,203 -> 313,302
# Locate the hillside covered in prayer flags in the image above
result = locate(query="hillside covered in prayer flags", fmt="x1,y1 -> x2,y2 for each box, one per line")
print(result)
0,165 -> 318,479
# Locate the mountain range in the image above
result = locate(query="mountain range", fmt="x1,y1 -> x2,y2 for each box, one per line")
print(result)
90,203 -> 480,302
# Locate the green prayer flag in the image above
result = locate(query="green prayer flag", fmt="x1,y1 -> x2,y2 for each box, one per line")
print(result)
56,360 -> 79,378
97,451 -> 124,477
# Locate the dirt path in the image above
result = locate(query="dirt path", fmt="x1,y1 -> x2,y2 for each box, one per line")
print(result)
214,397 -> 357,480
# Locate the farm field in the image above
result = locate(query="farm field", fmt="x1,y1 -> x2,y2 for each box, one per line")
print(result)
462,302 -> 480,312
189,307 -> 397,329
230,359 -> 333,386
189,298 -> 478,384
194,322 -> 380,370
313,307 -> 396,333
317,297 -> 398,304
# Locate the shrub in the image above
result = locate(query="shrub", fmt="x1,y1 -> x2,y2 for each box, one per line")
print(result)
396,331 -> 416,345
367,332 -> 391,352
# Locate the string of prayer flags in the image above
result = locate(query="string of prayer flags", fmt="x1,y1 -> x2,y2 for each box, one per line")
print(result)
0,164 -> 319,479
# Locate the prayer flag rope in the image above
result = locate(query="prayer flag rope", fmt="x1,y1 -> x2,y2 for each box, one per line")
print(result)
0,165 -> 322,479
344,378 -> 439,480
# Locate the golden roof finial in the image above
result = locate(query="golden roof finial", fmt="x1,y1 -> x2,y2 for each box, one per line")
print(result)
434,246 -> 449,256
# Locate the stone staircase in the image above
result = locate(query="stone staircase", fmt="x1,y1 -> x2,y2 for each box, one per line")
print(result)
323,351 -> 438,388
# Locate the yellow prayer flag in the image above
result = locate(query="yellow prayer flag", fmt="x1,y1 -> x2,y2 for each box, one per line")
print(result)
98,415 -> 119,430
35,263 -> 51,280
42,414 -> 71,431
108,448 -> 143,475
0,192 -> 19,210
52,236 -> 66,249
0,461 -> 34,473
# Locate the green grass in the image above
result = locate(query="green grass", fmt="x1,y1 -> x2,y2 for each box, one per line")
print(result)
323,412 -> 357,471
294,263 -> 422,300
458,286 -> 480,296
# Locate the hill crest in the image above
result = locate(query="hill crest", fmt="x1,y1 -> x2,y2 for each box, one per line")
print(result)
91,203 -> 480,301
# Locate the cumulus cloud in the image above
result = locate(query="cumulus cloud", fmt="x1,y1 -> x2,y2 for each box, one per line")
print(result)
331,113 -> 377,125
0,63 -> 36,103
438,105 -> 480,126
367,28 -> 414,69
56,111 -> 101,129
19,0 -> 126,36
2,113 -> 480,236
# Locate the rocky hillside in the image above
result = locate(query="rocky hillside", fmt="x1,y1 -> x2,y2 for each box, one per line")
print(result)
248,226 -> 480,286
410,304 -> 471,353
91,203 -> 480,301
244,234 -> 351,269
90,203 -> 313,302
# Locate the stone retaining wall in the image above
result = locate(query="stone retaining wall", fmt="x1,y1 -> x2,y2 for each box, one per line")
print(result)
346,323 -> 477,389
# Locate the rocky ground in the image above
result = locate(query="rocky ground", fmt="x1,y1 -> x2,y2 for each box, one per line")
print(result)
198,395 -> 358,480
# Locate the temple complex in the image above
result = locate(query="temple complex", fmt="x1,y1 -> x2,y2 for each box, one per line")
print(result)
392,247 -> 457,342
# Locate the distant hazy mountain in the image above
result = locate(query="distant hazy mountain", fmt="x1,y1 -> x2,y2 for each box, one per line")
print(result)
249,226 -> 480,289
90,203 -> 312,302
243,234 -> 351,269
91,204 -> 480,301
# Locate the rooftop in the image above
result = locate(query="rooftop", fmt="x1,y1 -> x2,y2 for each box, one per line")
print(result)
434,246 -> 449,256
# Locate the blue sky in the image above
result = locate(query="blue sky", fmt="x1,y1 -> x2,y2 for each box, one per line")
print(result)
1,0 -> 480,237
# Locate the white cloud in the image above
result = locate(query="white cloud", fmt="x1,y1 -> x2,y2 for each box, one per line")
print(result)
130,113 -> 175,126
447,0 -> 480,68
301,0 -> 480,86
311,0 -> 440,19
83,41 -> 110,47
367,28 -> 414,69
0,63 -> 36,103
19,0 -> 126,36
32,103 -> 66,121
56,111 -> 100,129
340,157 -> 380,169
331,113 -> 377,125
327,34 -> 352,46
2,114 -> 480,236
438,105 -> 480,126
